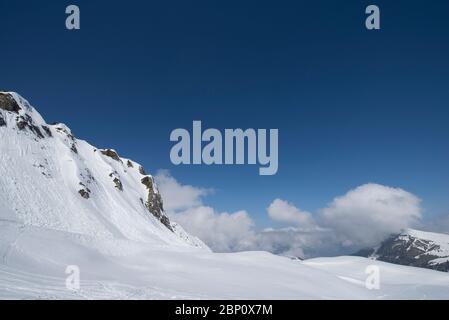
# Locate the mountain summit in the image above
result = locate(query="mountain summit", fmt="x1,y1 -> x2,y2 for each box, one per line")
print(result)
355,229 -> 449,272
0,91 -> 204,247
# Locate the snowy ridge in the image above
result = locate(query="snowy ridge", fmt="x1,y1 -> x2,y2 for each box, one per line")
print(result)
400,229 -> 449,265
356,228 -> 449,272
403,229 -> 449,254
1,92 -> 449,299
0,91 -> 206,248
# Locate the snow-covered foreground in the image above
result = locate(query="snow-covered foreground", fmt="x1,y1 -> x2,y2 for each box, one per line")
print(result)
304,257 -> 449,299
1,220 -> 449,300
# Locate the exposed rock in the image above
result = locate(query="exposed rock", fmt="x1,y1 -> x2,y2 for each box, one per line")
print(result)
16,118 -> 27,130
0,115 -> 5,127
77,182 -> 91,199
55,125 -> 75,141
354,230 -> 449,273
139,165 -> 146,175
41,125 -> 52,137
0,93 -> 21,113
160,216 -> 171,230
109,172 -> 123,191
33,125 -> 45,139
101,149 -> 121,162
70,143 -> 78,154
141,177 -> 155,195
113,178 -> 123,191
79,169 -> 95,184
16,115 -> 44,139
78,189 -> 90,199
141,176 -> 172,231
127,160 -> 134,168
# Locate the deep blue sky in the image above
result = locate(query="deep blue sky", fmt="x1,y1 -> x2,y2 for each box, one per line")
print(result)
1,0 -> 448,228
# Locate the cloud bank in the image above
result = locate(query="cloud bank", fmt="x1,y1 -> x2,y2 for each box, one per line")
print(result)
320,183 -> 422,248
155,171 -> 424,258
155,170 -> 211,212
171,206 -> 256,252
267,199 -> 316,230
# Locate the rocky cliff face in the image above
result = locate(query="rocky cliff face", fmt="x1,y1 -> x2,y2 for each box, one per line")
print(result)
0,91 -> 206,248
354,229 -> 449,272
0,92 -> 21,112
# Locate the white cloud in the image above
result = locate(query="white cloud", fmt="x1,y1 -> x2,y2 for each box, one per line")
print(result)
254,227 -> 342,258
260,184 -> 423,255
155,170 -> 256,252
267,199 -> 316,230
320,183 -> 422,248
171,206 -> 256,252
156,171 -> 423,257
155,170 -> 211,212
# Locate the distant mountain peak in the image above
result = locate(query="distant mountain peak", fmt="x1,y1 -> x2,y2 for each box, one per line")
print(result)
355,228 -> 449,272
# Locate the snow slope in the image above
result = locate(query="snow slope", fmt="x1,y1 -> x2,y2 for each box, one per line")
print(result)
1,92 -> 449,300
2,221 -> 449,300
304,256 -> 449,299
0,91 -> 204,248
1,222 -> 449,299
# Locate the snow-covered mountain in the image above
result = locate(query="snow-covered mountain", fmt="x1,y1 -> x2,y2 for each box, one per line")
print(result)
355,229 -> 449,272
1,91 -> 449,299
0,91 -> 204,248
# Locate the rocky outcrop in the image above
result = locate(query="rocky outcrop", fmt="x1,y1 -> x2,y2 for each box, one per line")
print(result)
16,114 -> 45,139
78,189 -> 90,199
141,176 -> 163,216
0,93 -> 21,113
70,144 -> 78,154
0,93 -> 46,139
55,125 -> 75,140
1,91 -> 188,246
160,216 -> 171,230
113,178 -> 123,191
109,172 -> 123,191
54,125 -> 77,152
78,182 -> 91,199
41,125 -> 52,137
101,149 -> 122,162
354,230 -> 449,272
141,176 -> 172,231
